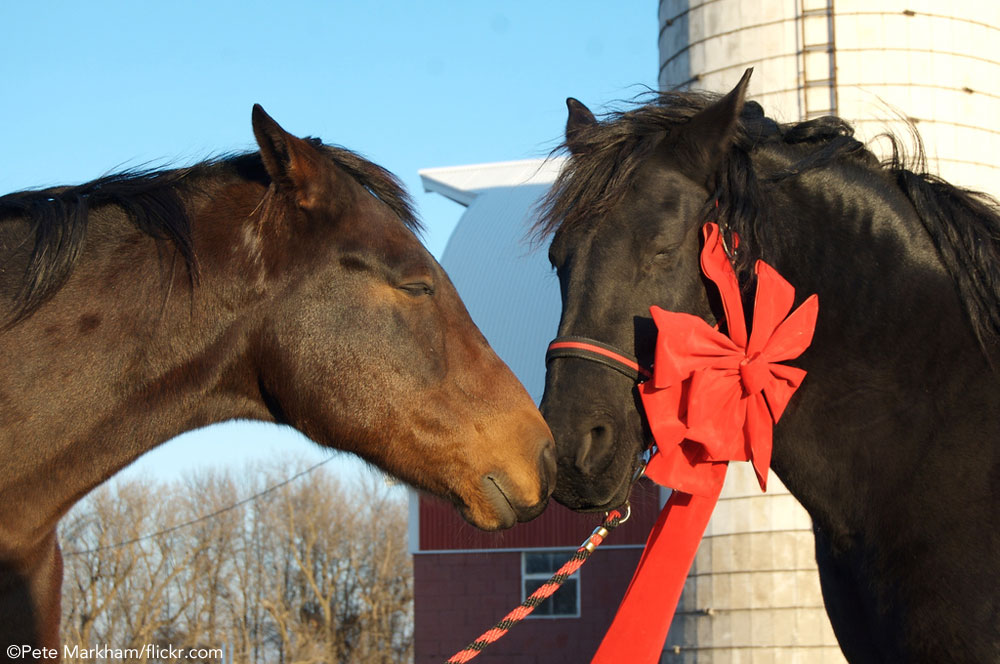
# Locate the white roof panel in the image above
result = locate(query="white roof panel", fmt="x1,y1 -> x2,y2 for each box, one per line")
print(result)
420,158 -> 565,206
425,159 -> 564,403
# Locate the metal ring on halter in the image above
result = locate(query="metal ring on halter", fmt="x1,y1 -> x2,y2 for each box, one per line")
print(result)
635,448 -> 651,480
604,449 -> 649,528
607,501 -> 632,526
720,232 -> 734,258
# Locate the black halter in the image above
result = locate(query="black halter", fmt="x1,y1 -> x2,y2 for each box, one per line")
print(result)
545,336 -> 651,383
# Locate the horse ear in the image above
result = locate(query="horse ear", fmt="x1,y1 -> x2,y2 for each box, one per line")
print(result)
673,68 -> 753,182
251,104 -> 327,210
566,97 -> 597,154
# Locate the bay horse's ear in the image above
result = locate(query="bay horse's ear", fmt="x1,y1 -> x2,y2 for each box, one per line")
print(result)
566,97 -> 597,154
251,104 -> 328,210
672,68 -> 753,184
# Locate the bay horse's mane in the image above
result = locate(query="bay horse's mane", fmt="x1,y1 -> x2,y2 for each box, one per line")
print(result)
536,90 -> 1000,346
0,140 -> 419,325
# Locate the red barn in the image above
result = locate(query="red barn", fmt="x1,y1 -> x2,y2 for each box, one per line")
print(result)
410,482 -> 664,663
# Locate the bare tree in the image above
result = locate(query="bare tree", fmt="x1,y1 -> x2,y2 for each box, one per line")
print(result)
59,458 -> 413,664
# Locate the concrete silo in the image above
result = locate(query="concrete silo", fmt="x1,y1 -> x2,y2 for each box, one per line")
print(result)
659,1 -> 1000,661
659,0 -> 1000,191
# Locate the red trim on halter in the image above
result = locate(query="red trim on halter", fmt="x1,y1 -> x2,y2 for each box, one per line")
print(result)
546,340 -> 652,380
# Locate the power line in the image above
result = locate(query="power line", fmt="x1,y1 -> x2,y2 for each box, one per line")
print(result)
63,456 -> 335,557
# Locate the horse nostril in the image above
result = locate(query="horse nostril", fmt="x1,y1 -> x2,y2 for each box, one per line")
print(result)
575,423 -> 614,474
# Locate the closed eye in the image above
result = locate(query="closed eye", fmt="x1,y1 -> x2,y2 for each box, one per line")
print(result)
648,238 -> 684,265
399,282 -> 434,296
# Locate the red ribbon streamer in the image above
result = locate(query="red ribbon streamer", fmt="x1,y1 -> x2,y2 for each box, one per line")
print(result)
592,223 -> 818,663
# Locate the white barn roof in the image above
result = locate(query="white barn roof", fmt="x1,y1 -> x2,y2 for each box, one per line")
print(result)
420,158 -> 565,403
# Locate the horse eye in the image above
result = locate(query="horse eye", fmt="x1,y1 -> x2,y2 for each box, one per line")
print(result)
651,240 -> 683,263
400,282 -> 434,297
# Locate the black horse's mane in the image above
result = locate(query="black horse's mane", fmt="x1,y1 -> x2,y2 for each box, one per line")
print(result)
537,90 -> 1000,346
0,141 -> 419,325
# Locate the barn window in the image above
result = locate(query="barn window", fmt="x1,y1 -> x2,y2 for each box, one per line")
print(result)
522,550 -> 581,618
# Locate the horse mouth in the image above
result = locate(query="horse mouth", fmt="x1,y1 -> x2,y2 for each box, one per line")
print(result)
457,474 -> 550,531
555,490 -> 630,514
553,454 -> 641,512
482,476 -> 519,530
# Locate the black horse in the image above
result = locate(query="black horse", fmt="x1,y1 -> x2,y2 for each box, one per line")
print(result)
538,70 -> 999,663
0,106 -> 555,654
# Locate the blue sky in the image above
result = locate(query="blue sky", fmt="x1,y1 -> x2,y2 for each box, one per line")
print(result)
2,2 -> 658,485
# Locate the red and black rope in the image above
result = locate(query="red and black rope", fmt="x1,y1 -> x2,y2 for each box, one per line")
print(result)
445,508 -> 626,664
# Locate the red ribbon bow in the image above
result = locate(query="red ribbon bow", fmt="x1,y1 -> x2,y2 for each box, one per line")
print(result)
640,222 -> 819,496
592,223 -> 818,663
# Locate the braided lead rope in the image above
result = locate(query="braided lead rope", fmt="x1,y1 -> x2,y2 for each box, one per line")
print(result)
445,506 -> 628,664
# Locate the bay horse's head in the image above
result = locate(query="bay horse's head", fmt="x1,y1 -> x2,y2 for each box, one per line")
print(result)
238,107 -> 554,529
538,72 -> 753,511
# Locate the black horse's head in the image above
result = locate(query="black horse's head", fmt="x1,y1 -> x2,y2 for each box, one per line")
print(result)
539,72 -> 753,511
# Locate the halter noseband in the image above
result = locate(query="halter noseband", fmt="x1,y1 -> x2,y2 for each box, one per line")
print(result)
545,336 -> 652,382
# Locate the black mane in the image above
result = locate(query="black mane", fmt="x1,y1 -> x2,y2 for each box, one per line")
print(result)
536,91 -> 1000,346
0,142 -> 419,325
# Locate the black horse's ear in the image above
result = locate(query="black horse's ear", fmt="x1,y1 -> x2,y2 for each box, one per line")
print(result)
251,104 -> 327,210
566,97 -> 597,154
672,68 -> 753,183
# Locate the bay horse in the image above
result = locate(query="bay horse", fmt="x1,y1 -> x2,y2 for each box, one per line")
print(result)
0,105 -> 555,654
538,70 -> 999,663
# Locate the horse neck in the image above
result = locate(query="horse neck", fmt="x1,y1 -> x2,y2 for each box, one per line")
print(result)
749,153 -> 999,530
0,178 -> 271,541
753,154 -> 981,364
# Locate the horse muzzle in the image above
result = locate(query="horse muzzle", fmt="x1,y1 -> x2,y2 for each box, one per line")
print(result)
461,434 -> 556,530
543,336 -> 649,510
